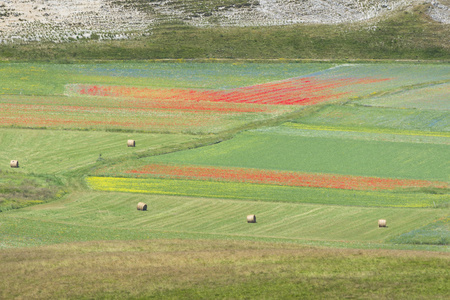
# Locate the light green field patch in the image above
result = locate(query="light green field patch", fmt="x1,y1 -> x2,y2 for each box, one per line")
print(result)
356,82 -> 450,110
295,105 -> 450,132
265,123 -> 449,145
283,123 -> 450,138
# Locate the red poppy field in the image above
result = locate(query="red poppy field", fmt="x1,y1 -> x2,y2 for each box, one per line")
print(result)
0,95 -> 289,133
125,163 -> 448,191
1,72 -> 392,133
70,76 -> 390,106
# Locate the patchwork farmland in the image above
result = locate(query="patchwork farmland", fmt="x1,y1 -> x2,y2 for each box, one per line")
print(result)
0,62 -> 449,299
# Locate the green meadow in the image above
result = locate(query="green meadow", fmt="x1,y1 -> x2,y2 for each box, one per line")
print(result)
141,130 -> 449,181
0,62 -> 448,298
0,128 -> 202,175
1,239 -> 448,299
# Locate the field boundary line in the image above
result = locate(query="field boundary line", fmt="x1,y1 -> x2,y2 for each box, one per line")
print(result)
285,123 -> 450,138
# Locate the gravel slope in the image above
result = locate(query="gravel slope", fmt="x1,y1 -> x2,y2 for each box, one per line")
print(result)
0,0 -> 448,43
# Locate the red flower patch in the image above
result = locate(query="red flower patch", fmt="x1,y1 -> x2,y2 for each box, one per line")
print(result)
126,164 -> 448,191
73,76 -> 391,106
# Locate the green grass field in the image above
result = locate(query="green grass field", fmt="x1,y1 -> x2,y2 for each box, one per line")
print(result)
1,191 -> 447,249
140,129 -> 449,181
0,61 -> 448,298
0,128 -> 202,174
1,191 -> 448,298
1,61 -> 448,242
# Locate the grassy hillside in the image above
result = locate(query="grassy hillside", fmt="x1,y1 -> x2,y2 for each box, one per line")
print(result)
0,5 -> 448,61
1,239 -> 448,299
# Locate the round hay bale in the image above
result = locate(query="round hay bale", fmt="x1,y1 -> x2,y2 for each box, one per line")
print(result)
127,140 -> 136,147
247,214 -> 256,223
10,160 -> 19,168
378,219 -> 387,227
137,202 -> 147,211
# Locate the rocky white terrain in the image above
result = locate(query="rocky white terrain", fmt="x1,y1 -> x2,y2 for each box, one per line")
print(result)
0,0 -> 448,43
0,0 -> 153,43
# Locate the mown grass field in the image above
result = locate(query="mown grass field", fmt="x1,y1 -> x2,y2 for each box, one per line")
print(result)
0,61 -> 448,298
0,128 -> 202,175
1,191 -> 448,249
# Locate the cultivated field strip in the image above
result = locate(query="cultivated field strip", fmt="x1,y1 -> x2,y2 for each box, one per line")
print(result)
142,130 -> 449,181
1,192 -> 447,248
264,123 -> 450,144
68,76 -> 390,106
356,82 -> 450,110
0,62 -> 333,96
0,62 -> 441,134
0,95 -> 284,133
124,163 -> 449,190
86,177 -> 449,208
296,105 -> 450,132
